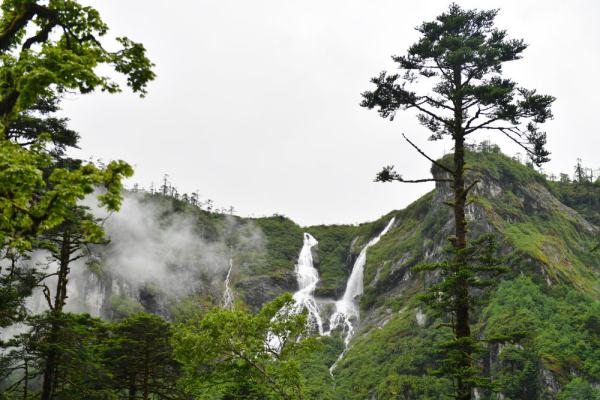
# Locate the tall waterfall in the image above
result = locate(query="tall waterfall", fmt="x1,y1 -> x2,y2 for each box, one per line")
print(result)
266,233 -> 322,351
222,257 -> 234,309
292,233 -> 323,334
327,218 -> 395,357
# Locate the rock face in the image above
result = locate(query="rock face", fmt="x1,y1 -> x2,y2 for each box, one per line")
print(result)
236,272 -> 297,311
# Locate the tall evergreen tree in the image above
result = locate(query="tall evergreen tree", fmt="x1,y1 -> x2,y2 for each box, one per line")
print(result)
34,313 -> 113,400
574,158 -> 588,184
37,204 -> 108,400
105,313 -> 182,400
361,4 -> 554,399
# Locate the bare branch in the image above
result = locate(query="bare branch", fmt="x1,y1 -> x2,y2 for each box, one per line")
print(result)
464,105 -> 483,132
402,133 -> 455,176
433,58 -> 453,82
498,128 -> 536,158
397,178 -> 452,184
375,165 -> 452,184
464,116 -> 504,134
410,100 -> 453,129
42,284 -> 54,311
463,180 -> 480,200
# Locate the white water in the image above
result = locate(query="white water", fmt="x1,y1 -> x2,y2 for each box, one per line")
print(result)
292,233 -> 323,334
327,217 -> 396,371
266,233 -> 322,352
222,257 -> 234,309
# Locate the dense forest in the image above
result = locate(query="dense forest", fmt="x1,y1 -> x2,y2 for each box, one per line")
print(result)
0,2 -> 599,400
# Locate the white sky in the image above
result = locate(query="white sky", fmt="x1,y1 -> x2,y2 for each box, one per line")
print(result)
65,0 -> 600,226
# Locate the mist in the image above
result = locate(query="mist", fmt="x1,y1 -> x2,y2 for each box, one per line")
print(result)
13,192 -> 266,321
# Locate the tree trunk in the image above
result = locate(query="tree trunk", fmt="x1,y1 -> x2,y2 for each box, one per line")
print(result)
22,360 -> 28,400
129,374 -> 137,400
143,347 -> 149,400
453,67 -> 471,400
40,334 -> 58,400
40,231 -> 71,400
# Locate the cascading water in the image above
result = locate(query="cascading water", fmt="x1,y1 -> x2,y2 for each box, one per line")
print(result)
222,257 -> 234,309
327,217 -> 396,371
266,233 -> 322,351
292,233 -> 323,334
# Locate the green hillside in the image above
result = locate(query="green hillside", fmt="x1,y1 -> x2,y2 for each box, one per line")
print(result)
303,148 -> 600,399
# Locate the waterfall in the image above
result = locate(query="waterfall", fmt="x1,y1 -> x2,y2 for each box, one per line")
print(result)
266,232 -> 322,351
292,233 -> 323,334
327,217 -> 395,371
222,257 -> 234,309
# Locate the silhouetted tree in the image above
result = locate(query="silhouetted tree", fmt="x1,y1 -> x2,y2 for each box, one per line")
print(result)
574,158 -> 588,184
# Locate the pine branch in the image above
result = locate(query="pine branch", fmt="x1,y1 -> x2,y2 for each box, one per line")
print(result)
463,180 -> 480,200
402,133 -> 456,176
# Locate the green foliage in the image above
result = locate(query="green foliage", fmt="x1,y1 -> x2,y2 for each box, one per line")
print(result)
463,151 -> 600,294
109,294 -> 145,320
483,277 -> 600,396
332,308 -> 451,399
361,3 -> 556,396
463,149 -> 547,189
361,205 -> 431,311
105,313 -> 182,399
415,235 -> 507,393
298,335 -> 344,399
0,0 -> 155,132
172,294 -> 318,400
6,94 -> 78,157
30,312 -> 113,399
376,374 -> 448,400
493,344 -> 540,399
1,312 -> 185,399
549,174 -> 600,227
306,224 -> 358,296
253,216 -> 303,274
558,378 -> 600,400
0,0 -> 152,334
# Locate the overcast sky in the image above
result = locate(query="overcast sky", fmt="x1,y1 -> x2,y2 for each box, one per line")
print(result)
65,0 -> 600,226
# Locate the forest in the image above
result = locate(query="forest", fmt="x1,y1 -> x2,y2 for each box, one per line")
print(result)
0,1 -> 599,400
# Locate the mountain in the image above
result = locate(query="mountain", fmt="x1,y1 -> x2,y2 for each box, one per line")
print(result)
62,147 -> 600,399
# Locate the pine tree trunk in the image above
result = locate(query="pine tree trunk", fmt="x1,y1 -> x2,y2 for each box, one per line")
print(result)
41,232 -> 71,400
40,331 -> 58,400
453,133 -> 471,400
453,67 -> 471,400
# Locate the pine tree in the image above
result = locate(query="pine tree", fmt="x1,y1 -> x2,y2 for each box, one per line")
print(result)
105,313 -> 182,400
37,205 -> 108,400
361,4 -> 554,399
574,158 -> 588,184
